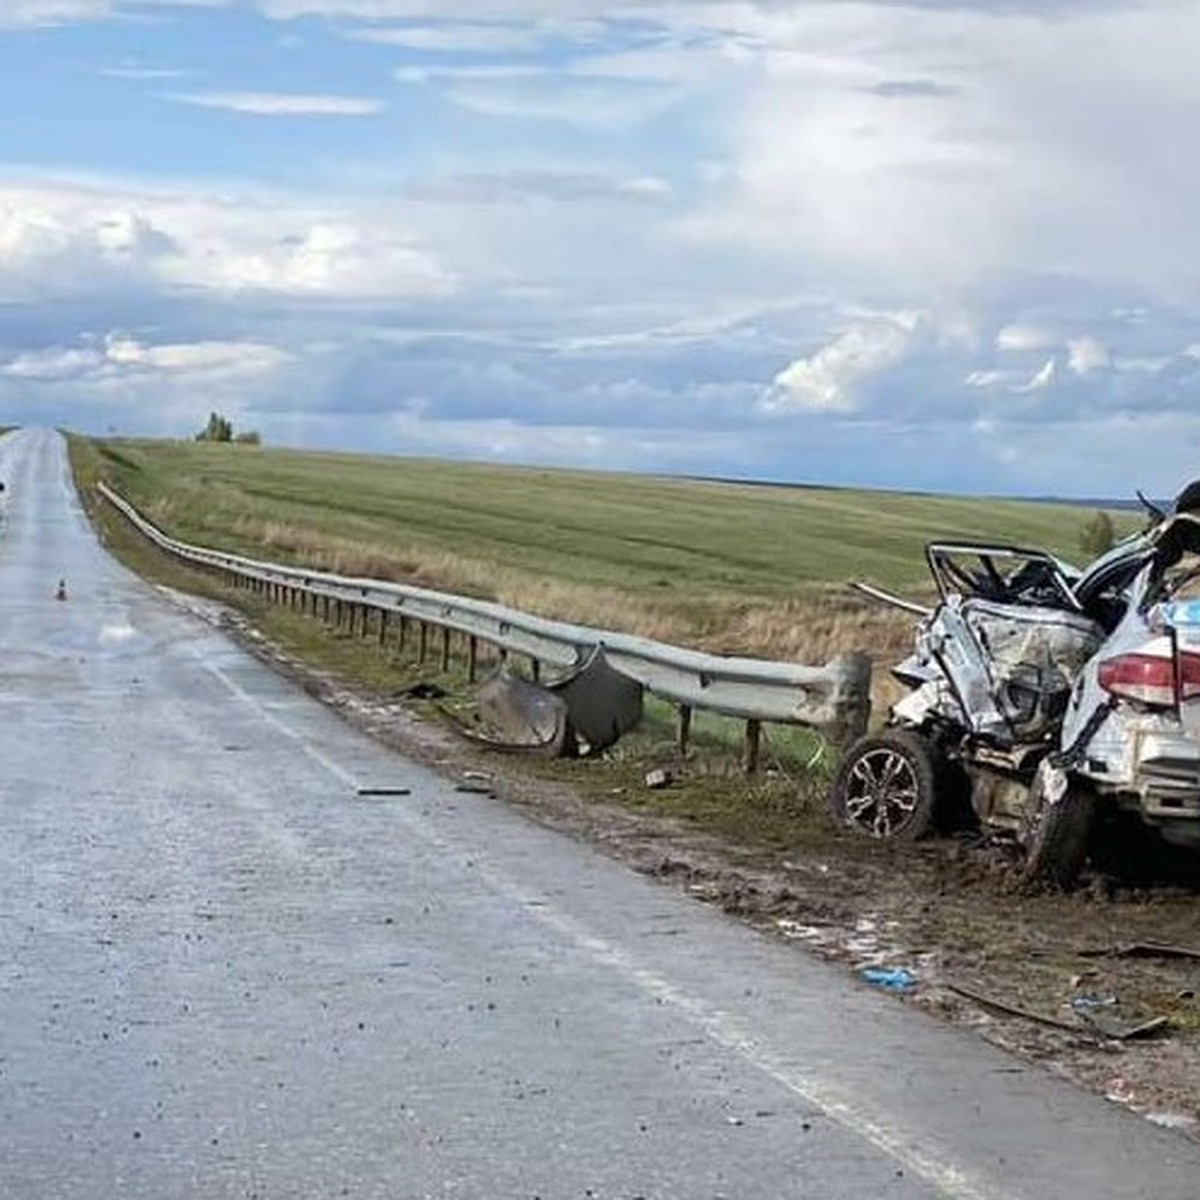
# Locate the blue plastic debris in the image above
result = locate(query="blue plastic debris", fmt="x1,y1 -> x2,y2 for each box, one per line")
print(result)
860,967 -> 917,992
1071,995 -> 1117,1011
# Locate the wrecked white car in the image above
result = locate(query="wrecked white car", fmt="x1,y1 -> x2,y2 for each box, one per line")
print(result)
831,485 -> 1200,888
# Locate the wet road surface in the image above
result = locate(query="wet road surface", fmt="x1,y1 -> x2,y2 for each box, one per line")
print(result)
2,427 -> 1199,1199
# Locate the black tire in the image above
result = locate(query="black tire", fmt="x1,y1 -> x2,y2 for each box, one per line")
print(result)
829,728 -> 939,841
1020,777 -> 1095,891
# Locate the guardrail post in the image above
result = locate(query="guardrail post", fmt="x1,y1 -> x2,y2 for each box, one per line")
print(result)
378,611 -> 389,646
530,657 -> 540,683
398,615 -> 408,652
440,626 -> 451,672
678,704 -> 692,755
418,621 -> 428,664
468,636 -> 478,683
743,719 -> 762,775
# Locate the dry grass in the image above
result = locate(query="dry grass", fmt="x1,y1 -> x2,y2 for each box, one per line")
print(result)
188,512 -> 924,685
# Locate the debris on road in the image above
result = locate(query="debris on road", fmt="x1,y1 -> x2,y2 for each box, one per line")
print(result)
944,980 -> 1087,1034
1070,995 -> 1118,1012
395,681 -> 448,700
1086,1015 -> 1171,1043
1079,940 -> 1200,962
355,786 -> 413,797
644,768 -> 674,790
860,966 -> 917,992
455,782 -> 496,796
946,979 -> 1172,1043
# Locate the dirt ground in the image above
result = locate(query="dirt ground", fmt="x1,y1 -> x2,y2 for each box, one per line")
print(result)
177,590 -> 1200,1141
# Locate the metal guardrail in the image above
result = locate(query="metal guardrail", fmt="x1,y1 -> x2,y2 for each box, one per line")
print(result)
99,483 -> 872,756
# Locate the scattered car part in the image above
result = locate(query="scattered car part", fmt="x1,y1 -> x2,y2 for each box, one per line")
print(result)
1078,941 -> 1200,961
469,648 -> 645,758
474,667 -> 574,756
547,647 -> 643,753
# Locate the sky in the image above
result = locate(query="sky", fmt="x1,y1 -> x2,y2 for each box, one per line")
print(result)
2,0 -> 1200,497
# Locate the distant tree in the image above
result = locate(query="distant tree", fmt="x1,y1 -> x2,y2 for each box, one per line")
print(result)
1078,510 -> 1116,560
196,412 -> 233,442
234,430 -> 261,446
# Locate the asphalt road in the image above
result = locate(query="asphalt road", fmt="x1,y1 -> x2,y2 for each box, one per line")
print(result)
1,426 -> 1198,1200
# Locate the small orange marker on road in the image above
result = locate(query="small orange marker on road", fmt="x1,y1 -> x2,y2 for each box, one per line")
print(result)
55,579 -> 67,601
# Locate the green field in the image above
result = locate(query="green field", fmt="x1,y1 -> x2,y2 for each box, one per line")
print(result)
78,438 -> 1128,589
72,436 -> 1135,662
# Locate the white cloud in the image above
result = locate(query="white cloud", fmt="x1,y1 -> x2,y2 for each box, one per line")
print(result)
965,369 -> 1010,390
681,3 -> 1200,300
102,65 -> 193,80
0,0 -> 224,28
996,323 -> 1057,353
167,91 -> 385,116
0,178 -> 454,300
0,199 -> 173,297
3,346 -> 101,382
1018,357 -> 1058,393
398,69 -> 678,127
3,333 -> 290,384
761,310 -> 931,414
1067,335 -> 1110,376
349,23 -> 542,52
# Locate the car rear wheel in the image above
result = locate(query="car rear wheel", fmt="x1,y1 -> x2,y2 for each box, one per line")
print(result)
829,728 -> 938,840
1020,774 -> 1095,891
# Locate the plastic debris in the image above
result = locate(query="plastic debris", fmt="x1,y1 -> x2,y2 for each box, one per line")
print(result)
1071,995 -> 1117,1011
860,966 -> 917,992
1079,940 -> 1200,962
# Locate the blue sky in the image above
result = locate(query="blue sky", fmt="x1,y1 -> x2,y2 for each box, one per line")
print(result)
2,0 -> 1200,496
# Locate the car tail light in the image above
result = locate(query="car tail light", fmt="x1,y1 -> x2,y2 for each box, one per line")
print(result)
1098,653 -> 1178,707
1180,651 -> 1200,701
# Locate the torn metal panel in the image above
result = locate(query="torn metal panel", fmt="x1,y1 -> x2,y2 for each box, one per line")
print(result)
474,668 -> 574,757
472,650 -> 644,758
548,647 -> 643,753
